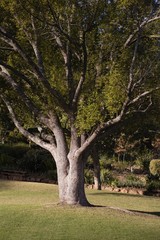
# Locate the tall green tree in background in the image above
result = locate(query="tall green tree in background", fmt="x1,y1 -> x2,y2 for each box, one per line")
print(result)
0,0 -> 160,206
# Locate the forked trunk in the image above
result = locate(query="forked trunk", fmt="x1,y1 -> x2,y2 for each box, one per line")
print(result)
53,153 -> 91,206
65,157 -> 90,206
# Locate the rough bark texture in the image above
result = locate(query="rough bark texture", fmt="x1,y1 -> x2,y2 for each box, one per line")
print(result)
52,151 -> 90,206
92,148 -> 101,190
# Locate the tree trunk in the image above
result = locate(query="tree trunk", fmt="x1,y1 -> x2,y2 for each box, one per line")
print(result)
92,148 -> 101,190
65,157 -> 90,205
52,151 -> 91,206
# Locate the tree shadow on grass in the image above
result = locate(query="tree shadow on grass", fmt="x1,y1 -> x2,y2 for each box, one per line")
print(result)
88,192 -> 160,217
91,204 -> 160,218
129,210 -> 160,217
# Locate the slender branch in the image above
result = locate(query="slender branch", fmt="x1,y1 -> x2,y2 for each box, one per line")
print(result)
51,27 -> 74,101
128,38 -> 139,95
29,14 -> 45,75
128,87 -> 160,106
126,96 -> 153,114
0,47 -> 14,51
124,15 -> 160,48
72,32 -> 87,108
118,36 -> 140,117
47,0 -> 81,49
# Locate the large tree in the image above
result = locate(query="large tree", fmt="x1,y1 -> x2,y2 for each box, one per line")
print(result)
0,0 -> 160,206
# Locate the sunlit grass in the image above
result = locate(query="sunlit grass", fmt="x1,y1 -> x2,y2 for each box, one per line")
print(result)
0,180 -> 160,240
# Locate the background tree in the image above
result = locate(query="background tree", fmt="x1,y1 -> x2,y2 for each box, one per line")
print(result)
0,0 -> 160,206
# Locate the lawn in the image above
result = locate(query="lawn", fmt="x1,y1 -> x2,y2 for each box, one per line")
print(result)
0,180 -> 160,240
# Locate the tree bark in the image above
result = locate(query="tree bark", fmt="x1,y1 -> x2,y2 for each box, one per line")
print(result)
66,156 -> 90,205
92,148 -> 101,190
51,150 -> 91,206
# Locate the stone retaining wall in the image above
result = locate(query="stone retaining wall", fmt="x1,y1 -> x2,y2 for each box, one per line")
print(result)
0,170 -> 56,184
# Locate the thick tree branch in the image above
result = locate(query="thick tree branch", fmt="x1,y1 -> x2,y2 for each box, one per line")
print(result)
0,64 -> 66,137
75,84 -> 160,158
75,115 -> 122,158
40,132 -> 56,144
46,111 -> 69,159
0,26 -> 69,112
0,60 -> 34,87
1,95 -> 53,151
0,66 -> 40,116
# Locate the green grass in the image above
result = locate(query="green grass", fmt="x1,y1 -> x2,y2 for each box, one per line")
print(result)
0,180 -> 160,240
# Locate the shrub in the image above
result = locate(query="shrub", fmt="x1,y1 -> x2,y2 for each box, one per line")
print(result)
0,153 -> 15,170
135,150 -> 153,172
116,179 -> 145,188
18,149 -> 56,173
112,161 -> 128,172
126,174 -> 140,182
110,174 -> 146,188
149,159 -> 160,177
0,143 -> 29,159
0,143 -> 30,171
99,154 -> 113,169
147,180 -> 160,192
0,144 -> 56,174
100,169 -> 115,185
84,169 -> 94,184
47,170 -> 57,181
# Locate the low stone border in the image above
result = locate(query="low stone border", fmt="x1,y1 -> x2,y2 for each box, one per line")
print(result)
86,184 -> 145,195
0,170 -> 57,184
86,184 -> 160,196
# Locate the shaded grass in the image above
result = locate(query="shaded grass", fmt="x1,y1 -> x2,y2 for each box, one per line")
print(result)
0,180 -> 160,240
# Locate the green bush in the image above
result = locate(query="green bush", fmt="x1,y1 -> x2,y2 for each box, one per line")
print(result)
112,161 -> 129,172
147,180 -> 160,192
0,144 -> 56,173
47,170 -> 57,181
100,169 -> 115,185
149,159 -> 160,177
109,174 -> 146,188
116,179 -> 145,188
0,153 -> 15,170
126,174 -> 140,182
84,169 -> 94,184
99,154 -> 113,169
0,143 -> 29,159
135,150 -> 153,172
18,149 -> 56,173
